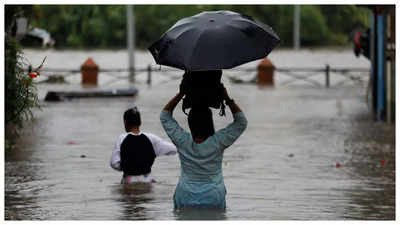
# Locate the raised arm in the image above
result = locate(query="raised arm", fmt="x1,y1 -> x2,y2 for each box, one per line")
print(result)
222,87 -> 242,114
163,92 -> 184,113
163,75 -> 187,113
160,90 -> 189,147
213,87 -> 247,150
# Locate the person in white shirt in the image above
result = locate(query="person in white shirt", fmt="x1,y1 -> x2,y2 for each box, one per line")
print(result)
110,107 -> 177,184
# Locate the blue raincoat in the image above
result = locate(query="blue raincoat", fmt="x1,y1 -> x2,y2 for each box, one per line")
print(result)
160,110 -> 247,209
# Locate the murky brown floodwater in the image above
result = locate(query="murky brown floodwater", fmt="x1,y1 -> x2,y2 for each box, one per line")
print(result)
5,49 -> 395,220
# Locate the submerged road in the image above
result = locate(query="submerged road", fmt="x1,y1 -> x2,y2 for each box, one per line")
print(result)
5,49 -> 394,220
5,80 -> 394,220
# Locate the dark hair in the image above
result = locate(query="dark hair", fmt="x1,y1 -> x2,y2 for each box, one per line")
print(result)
188,107 -> 215,140
124,107 -> 141,131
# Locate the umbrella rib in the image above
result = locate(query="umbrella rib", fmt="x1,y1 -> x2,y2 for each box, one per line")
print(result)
186,29 -> 207,71
166,27 -> 203,70
166,21 -> 198,38
167,17 -> 196,32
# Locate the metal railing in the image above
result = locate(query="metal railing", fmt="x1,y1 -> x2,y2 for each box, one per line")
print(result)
33,64 -> 370,88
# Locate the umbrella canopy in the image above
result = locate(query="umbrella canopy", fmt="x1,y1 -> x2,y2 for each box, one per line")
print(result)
148,10 -> 280,71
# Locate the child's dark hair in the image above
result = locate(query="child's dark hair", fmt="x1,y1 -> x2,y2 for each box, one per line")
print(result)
188,107 -> 215,140
124,107 -> 141,130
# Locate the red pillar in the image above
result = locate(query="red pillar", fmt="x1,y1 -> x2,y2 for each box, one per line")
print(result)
81,58 -> 98,86
257,58 -> 275,86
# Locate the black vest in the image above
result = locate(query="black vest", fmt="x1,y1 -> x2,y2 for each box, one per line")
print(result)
120,134 -> 156,176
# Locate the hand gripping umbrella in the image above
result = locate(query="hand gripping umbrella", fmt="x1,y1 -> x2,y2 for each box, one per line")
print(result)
148,10 -> 280,71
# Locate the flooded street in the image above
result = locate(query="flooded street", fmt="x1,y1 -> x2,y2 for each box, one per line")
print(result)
5,49 -> 395,220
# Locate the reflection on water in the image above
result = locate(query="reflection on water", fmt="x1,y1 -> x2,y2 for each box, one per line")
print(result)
174,208 -> 227,220
5,49 -> 394,220
5,163 -> 41,220
5,129 -> 49,220
114,183 -> 227,220
114,183 -> 154,220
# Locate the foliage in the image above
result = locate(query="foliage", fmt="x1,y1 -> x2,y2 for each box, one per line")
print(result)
319,5 -> 370,45
5,35 -> 40,129
5,5 -> 40,149
25,5 -> 370,49
320,5 -> 370,34
300,5 -> 330,45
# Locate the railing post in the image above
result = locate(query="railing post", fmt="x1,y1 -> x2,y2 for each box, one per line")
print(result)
325,64 -> 330,88
147,64 -> 152,86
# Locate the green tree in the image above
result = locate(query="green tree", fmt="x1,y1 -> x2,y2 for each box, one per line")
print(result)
300,5 -> 329,45
28,5 -> 371,49
319,5 -> 370,45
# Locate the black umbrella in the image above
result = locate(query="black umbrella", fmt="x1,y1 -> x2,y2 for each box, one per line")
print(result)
148,10 -> 280,71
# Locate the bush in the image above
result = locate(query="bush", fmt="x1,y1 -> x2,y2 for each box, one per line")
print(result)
5,35 -> 40,143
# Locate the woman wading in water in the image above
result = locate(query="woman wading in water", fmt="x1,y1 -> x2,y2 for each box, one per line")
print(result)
160,85 -> 247,209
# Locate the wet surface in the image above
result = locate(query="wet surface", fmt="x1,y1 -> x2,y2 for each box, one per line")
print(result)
5,49 -> 395,220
